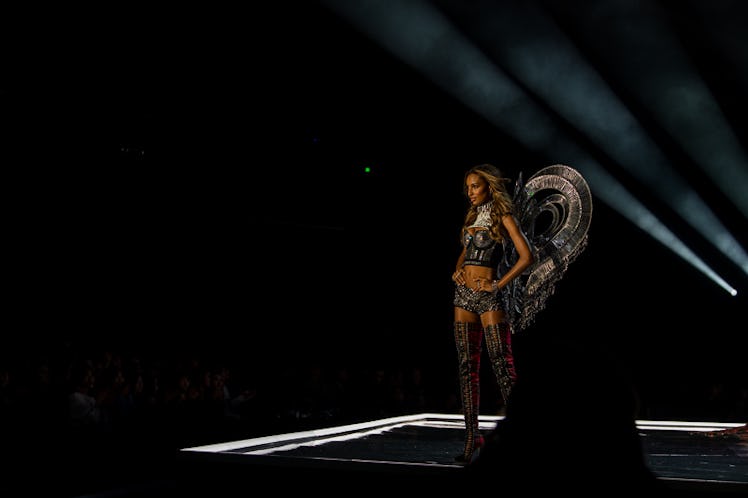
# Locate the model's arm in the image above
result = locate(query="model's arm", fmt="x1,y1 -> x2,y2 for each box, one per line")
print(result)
494,214 -> 534,290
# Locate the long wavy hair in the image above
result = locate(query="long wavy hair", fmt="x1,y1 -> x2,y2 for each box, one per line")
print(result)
462,163 -> 514,242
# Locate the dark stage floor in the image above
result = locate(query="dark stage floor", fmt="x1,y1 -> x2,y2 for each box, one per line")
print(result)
175,414 -> 747,497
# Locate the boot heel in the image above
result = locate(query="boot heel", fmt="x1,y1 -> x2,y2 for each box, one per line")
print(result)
454,434 -> 485,464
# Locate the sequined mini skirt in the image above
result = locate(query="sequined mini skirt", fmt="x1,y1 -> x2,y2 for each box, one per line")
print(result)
453,283 -> 503,315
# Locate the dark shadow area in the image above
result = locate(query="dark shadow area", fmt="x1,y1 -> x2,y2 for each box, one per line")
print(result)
469,334 -> 664,493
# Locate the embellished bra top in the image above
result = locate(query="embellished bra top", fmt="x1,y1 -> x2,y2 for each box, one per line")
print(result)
462,229 -> 503,268
462,202 -> 502,268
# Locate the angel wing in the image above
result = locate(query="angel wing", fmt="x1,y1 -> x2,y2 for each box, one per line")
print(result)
499,164 -> 593,333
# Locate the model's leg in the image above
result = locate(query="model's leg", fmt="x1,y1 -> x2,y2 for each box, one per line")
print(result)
484,321 -> 517,405
453,320 -> 484,463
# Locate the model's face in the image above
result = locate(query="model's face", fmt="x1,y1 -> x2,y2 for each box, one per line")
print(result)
466,173 -> 490,206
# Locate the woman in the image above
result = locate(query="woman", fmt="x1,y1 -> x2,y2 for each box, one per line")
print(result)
451,163 -> 534,464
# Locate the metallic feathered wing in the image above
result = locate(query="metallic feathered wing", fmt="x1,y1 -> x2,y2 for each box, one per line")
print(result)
500,164 -> 593,333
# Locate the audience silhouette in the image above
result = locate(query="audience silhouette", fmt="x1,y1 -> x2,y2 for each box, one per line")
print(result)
467,333 -> 664,493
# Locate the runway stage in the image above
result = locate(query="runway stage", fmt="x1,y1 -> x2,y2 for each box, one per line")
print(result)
178,413 -> 747,496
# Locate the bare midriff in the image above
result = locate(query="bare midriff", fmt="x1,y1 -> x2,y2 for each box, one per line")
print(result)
462,264 -> 495,291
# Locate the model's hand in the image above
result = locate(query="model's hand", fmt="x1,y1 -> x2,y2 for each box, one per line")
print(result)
452,269 -> 465,284
475,277 -> 498,292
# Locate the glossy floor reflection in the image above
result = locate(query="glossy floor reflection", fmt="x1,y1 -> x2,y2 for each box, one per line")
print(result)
178,413 -> 747,495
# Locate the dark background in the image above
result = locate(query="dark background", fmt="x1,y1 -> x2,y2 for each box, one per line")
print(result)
3,2 -> 748,496
4,0 -> 747,426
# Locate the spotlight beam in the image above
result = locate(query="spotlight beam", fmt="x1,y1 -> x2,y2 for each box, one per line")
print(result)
566,0 -> 748,222
321,0 -> 738,294
539,0 -> 748,275
433,0 -> 748,278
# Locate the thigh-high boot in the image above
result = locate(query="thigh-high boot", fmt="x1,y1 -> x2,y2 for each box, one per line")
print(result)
484,321 -> 517,405
454,321 -> 485,463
